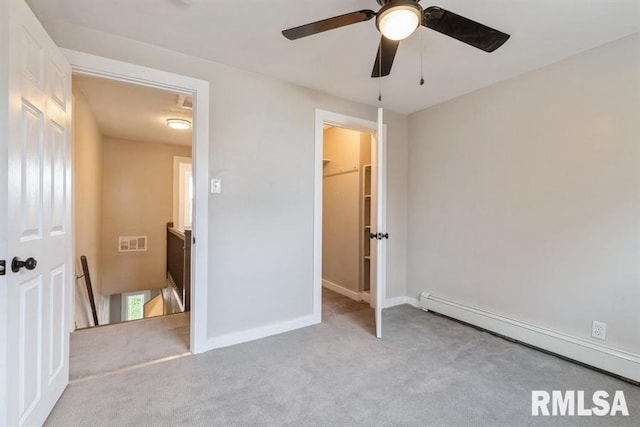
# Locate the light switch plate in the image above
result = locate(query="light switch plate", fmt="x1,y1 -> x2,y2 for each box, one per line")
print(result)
210,178 -> 222,194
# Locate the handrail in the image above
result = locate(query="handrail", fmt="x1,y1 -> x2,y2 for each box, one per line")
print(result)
167,226 -> 186,240
166,222 -> 192,311
77,255 -> 99,326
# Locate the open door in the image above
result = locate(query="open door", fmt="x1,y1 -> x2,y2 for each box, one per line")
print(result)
370,108 -> 387,338
2,0 -> 72,425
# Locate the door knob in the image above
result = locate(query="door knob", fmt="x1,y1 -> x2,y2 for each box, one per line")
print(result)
369,233 -> 389,240
11,257 -> 37,273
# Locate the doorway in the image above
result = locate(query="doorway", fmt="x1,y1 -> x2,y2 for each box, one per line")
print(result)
321,125 -> 375,331
72,74 -> 193,330
69,73 -> 195,378
313,109 -> 387,337
65,49 -> 211,354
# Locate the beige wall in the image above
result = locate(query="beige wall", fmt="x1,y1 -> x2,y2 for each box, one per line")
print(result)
101,138 -> 191,296
322,127 -> 362,293
407,34 -> 640,354
72,83 -> 104,327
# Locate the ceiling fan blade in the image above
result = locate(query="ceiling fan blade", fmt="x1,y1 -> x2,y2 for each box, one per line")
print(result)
423,6 -> 510,52
371,36 -> 400,78
282,10 -> 376,40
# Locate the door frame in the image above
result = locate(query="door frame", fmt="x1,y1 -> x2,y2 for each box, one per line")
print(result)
313,109 -> 387,323
62,49 -> 210,354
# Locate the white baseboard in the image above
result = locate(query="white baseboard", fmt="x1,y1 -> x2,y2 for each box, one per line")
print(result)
322,279 -> 362,301
384,296 -> 420,308
420,292 -> 640,382
321,280 -> 421,309
203,314 -> 318,351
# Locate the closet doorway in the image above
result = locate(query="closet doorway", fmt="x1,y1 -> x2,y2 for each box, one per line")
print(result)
314,109 -> 387,337
322,125 -> 375,331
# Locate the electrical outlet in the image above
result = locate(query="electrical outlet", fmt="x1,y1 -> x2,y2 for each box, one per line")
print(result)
592,321 -> 607,340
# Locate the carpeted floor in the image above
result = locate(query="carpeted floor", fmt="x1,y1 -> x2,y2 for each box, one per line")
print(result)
70,312 -> 190,380
46,290 -> 639,426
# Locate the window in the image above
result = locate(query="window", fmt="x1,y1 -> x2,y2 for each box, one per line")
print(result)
182,168 -> 193,229
173,156 -> 193,231
122,292 -> 147,321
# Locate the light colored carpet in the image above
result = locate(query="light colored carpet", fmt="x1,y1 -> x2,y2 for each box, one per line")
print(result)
70,312 -> 190,380
47,290 -> 639,426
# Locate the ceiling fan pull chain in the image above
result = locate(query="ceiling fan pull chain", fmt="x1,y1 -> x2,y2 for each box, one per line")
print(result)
419,25 -> 425,86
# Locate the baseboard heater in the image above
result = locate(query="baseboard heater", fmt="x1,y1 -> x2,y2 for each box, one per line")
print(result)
419,292 -> 640,385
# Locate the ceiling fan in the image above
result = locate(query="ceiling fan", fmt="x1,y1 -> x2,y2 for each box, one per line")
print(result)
282,0 -> 510,78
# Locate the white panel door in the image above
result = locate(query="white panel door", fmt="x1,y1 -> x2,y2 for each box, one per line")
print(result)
371,108 -> 387,338
4,0 -> 72,425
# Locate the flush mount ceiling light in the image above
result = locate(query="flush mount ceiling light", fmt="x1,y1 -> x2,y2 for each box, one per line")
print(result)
376,0 -> 422,41
166,118 -> 192,130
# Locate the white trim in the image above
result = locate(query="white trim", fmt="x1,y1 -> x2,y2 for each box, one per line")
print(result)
420,292 -> 640,382
170,286 -> 185,313
322,279 -> 362,302
206,315 -> 317,350
384,296 -> 420,309
63,49 -> 210,354
314,109 -> 380,327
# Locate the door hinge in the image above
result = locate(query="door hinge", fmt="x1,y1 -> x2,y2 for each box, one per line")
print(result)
0,260 -> 5,276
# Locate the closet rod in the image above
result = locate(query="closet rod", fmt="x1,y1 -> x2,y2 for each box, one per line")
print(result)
323,166 -> 359,178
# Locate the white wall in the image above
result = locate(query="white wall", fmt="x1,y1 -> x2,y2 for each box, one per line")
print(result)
322,127 -> 362,293
72,84 -> 104,327
73,85 -> 108,328
41,21 -> 409,340
407,34 -> 640,355
385,111 -> 409,302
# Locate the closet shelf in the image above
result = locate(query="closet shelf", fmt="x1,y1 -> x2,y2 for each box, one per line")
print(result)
362,152 -> 372,294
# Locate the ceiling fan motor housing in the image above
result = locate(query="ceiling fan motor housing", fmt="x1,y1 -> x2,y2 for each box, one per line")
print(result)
375,0 -> 424,40
376,0 -> 420,6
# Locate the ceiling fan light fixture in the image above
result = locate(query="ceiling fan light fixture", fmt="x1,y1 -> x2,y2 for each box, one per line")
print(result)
166,118 -> 192,130
376,1 -> 422,41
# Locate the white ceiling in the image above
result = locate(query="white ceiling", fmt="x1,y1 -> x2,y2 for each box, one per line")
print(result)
74,75 -> 192,146
29,0 -> 640,114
